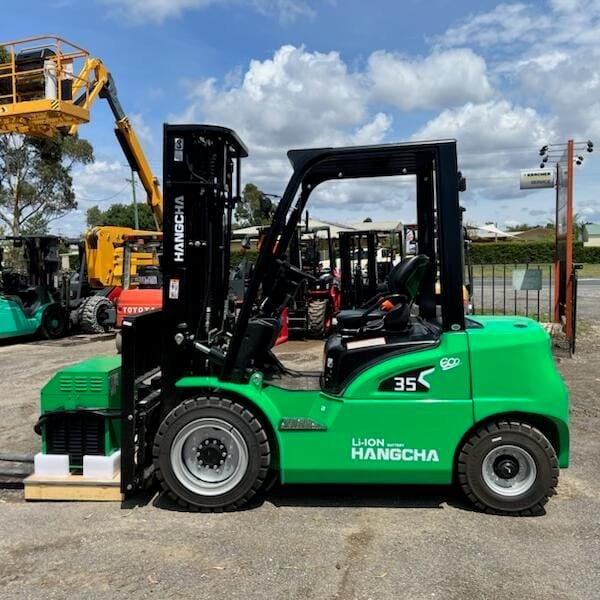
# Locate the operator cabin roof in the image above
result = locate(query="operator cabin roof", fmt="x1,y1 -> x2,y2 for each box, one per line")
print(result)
233,218 -> 356,238
466,224 -> 517,240
583,223 -> 600,247
350,221 -> 403,232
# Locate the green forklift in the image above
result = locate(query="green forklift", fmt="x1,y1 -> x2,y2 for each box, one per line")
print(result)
0,236 -> 69,340
38,126 -> 568,515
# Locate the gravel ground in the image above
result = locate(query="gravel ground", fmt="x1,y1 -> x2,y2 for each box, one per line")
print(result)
0,327 -> 599,600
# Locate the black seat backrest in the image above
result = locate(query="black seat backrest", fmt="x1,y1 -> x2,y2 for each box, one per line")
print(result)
386,254 -> 430,301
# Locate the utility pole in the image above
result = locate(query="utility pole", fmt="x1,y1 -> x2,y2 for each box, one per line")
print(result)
127,170 -> 139,230
538,139 -> 593,351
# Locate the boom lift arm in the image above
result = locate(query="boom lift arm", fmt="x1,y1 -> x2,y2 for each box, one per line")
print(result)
68,58 -> 163,229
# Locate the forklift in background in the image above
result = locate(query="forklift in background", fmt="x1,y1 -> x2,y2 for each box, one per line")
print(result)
287,224 -> 340,337
39,128 -> 569,516
0,236 -> 69,339
114,233 -> 163,352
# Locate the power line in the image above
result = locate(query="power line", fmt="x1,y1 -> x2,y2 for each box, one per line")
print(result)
75,182 -> 130,203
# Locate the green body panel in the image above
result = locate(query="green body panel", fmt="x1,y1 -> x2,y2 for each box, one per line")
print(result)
40,356 -> 122,461
178,333 -> 474,485
178,318 -> 569,483
42,316 -> 569,482
0,297 -> 47,339
466,316 -> 570,468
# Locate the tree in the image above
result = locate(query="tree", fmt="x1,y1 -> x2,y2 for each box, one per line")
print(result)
234,183 -> 276,228
21,213 -> 49,235
86,202 -> 157,230
0,133 -> 94,235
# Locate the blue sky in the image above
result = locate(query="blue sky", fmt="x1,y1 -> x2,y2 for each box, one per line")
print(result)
4,0 -> 600,233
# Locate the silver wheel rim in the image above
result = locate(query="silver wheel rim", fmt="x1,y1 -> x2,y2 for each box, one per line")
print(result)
170,418 -> 249,497
482,444 -> 537,497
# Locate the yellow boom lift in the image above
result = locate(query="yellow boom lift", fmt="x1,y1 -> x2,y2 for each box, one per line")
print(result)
0,36 -> 162,331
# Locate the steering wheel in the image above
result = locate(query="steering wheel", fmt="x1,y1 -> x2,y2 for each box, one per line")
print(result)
280,260 -> 318,284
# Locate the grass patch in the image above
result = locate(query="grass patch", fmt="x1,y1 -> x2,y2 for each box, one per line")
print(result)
579,263 -> 600,278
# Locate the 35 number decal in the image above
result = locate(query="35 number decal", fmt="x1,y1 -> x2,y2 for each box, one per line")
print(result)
394,376 -> 417,392
379,366 -> 435,393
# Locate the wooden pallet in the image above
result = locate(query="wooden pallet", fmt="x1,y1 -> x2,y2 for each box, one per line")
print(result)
24,473 -> 122,502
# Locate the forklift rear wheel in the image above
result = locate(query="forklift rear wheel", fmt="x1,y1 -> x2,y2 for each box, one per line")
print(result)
458,421 -> 558,516
307,299 -> 332,337
40,305 -> 68,339
153,396 -> 271,511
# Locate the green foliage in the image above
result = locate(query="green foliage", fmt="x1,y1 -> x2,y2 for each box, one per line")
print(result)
230,249 -> 258,268
0,133 -> 94,235
234,183 -> 276,227
21,213 -> 49,235
471,242 -> 600,264
86,202 -> 157,230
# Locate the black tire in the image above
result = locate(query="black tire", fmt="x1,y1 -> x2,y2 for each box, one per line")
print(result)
78,295 -> 113,334
153,395 -> 271,511
40,304 -> 68,339
458,421 -> 559,516
307,298 -> 332,338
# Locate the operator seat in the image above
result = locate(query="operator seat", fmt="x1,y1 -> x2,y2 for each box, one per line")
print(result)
335,254 -> 430,333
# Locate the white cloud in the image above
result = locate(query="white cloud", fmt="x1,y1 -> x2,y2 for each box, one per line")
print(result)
176,44 -> 496,181
438,1 -> 600,142
368,49 -> 494,110
437,4 -> 554,49
414,100 -> 557,212
50,160 -> 129,234
129,113 -> 154,146
179,46 -> 368,148
415,100 -> 554,159
99,0 -> 316,23
68,161 -> 130,220
173,45 -> 402,210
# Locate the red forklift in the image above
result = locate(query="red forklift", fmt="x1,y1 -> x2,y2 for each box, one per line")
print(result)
114,233 -> 163,352
286,224 -> 341,337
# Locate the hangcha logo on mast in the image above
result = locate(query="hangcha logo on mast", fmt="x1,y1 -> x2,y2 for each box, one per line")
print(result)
174,196 -> 185,262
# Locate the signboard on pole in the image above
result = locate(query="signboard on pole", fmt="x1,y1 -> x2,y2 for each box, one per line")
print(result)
520,169 -> 555,189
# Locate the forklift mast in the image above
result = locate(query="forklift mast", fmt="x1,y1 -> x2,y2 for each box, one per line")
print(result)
0,236 -> 61,291
161,124 -> 248,401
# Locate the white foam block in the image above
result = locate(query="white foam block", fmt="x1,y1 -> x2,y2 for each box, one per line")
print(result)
83,450 -> 121,480
34,453 -> 70,477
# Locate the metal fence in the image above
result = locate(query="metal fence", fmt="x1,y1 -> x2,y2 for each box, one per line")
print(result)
470,263 -> 554,322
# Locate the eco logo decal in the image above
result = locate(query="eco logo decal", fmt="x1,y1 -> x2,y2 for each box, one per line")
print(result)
378,366 -> 435,393
440,357 -> 461,371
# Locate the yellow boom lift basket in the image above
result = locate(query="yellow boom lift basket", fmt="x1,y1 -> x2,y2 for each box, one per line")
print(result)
0,36 -> 94,137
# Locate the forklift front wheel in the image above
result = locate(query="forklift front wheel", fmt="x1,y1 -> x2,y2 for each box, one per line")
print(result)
153,396 -> 271,511
458,421 -> 558,516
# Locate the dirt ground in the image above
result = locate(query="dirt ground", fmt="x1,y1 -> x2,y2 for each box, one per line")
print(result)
0,326 -> 599,600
